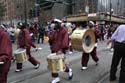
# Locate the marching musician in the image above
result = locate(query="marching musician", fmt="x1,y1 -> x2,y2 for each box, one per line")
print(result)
48,19 -> 73,83
15,23 -> 40,72
81,21 -> 99,70
0,25 -> 13,83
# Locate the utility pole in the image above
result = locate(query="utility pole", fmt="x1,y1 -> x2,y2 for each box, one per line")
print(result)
117,0 -> 119,16
35,0 -> 39,17
110,0 -> 112,27
109,0 -> 113,28
66,0 -> 73,15
85,0 -> 89,25
24,0 -> 27,25
34,0 -> 39,23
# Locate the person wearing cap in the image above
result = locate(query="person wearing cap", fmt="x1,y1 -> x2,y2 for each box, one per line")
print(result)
0,26 -> 13,83
110,24 -> 125,82
81,21 -> 99,70
48,19 -> 73,83
15,24 -> 40,72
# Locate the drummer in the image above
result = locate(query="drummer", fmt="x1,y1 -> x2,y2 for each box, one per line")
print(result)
15,23 -> 40,72
48,19 -> 73,83
81,21 -> 99,70
0,25 -> 13,83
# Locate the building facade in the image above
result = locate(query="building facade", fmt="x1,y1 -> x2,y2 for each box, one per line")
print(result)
1,0 -> 125,24
0,0 -> 16,23
0,0 -> 34,24
52,0 -> 125,18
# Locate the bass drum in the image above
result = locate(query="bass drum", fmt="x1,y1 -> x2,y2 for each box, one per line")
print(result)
71,28 -> 95,53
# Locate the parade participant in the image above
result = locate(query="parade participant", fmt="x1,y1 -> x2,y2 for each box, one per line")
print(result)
29,24 -> 36,42
37,24 -> 45,44
48,19 -> 73,83
110,24 -> 125,82
81,21 -> 99,70
15,24 -> 40,72
0,25 -> 13,83
65,22 -> 73,54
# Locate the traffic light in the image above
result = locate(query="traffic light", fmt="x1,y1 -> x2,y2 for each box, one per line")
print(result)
39,0 -> 54,10
29,7 -> 40,17
29,8 -> 36,17
29,9 -> 32,18
32,8 -> 36,17
37,8 -> 40,16
29,9 -> 33,17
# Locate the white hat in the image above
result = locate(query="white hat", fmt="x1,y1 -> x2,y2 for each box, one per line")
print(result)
89,21 -> 94,25
0,25 -> 6,30
1,25 -> 4,28
54,19 -> 62,23
50,23 -> 55,29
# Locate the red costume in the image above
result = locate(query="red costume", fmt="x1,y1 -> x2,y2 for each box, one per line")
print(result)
49,21 -> 73,83
16,27 -> 40,71
81,27 -> 99,70
0,28 -> 13,83
49,27 -> 69,53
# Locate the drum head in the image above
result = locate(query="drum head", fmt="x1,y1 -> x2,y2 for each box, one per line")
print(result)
82,29 -> 95,53
71,28 -> 95,53
14,48 -> 26,54
47,53 -> 64,59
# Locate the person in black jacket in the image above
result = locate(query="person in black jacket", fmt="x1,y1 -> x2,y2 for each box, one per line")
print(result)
37,25 -> 45,44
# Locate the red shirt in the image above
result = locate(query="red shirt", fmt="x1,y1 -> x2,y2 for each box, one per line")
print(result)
17,28 -> 36,48
49,27 -> 69,52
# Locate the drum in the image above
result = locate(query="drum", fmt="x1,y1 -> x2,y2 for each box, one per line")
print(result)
14,29 -> 20,39
47,53 -> 65,72
14,48 -> 28,63
71,28 -> 95,53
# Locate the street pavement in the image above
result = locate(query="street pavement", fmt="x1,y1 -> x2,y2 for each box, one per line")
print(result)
7,40 -> 120,83
99,69 -> 120,83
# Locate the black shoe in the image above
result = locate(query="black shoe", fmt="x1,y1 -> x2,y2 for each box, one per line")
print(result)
95,60 -> 99,66
110,77 -> 116,81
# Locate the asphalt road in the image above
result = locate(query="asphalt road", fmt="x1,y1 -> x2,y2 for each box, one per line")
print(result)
7,40 -> 119,83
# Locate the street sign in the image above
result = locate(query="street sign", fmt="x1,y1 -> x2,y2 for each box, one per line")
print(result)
88,13 -> 97,17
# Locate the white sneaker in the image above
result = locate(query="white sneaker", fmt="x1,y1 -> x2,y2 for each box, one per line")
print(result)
51,77 -> 60,83
15,69 -> 22,72
69,51 -> 73,54
34,64 -> 40,69
68,68 -> 73,80
81,67 -> 87,70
